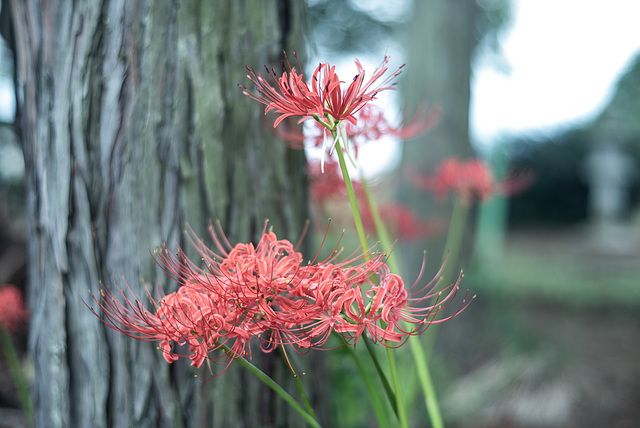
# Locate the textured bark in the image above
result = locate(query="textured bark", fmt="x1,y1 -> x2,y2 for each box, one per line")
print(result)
10,1 -> 312,427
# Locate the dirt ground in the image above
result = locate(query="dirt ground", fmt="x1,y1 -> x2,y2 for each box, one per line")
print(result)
439,224 -> 640,428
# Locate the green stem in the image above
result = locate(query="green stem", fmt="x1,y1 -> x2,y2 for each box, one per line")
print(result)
341,336 -> 390,428
363,336 -> 397,417
385,346 -> 408,427
227,348 -> 322,428
332,132 -> 408,427
360,173 -> 445,428
0,328 -> 34,424
440,195 -> 469,286
333,132 -> 370,260
285,350 -> 316,419
409,336 -> 444,428
359,175 -> 396,268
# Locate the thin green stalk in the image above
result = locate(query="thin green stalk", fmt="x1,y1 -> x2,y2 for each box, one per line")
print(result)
359,175 -> 396,268
420,194 -> 470,427
333,132 -> 370,260
333,132 -> 408,428
279,347 -> 317,419
440,195 -> 469,286
385,346 -> 408,427
225,347 -> 322,428
409,337 -> 444,428
293,375 -> 316,419
362,336 -> 397,417
0,328 -> 33,424
341,336 -> 390,428
361,173 -> 445,428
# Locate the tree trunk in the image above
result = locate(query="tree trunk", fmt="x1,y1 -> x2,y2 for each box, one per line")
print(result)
10,1 -> 313,427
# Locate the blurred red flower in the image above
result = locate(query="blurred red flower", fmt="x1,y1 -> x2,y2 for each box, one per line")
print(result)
0,284 -> 28,332
409,156 -> 530,205
308,158 -> 364,203
277,103 -> 440,158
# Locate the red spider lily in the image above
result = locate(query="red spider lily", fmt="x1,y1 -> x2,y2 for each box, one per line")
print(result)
88,221 -> 471,378
0,284 -> 28,332
409,156 -> 530,205
241,51 -> 404,129
240,52 -> 324,128
312,56 -> 403,126
277,103 -> 440,158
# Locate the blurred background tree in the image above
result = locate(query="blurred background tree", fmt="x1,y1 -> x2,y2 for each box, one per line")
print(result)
398,0 -> 511,276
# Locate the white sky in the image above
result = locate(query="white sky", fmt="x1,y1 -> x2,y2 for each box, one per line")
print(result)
471,0 -> 640,148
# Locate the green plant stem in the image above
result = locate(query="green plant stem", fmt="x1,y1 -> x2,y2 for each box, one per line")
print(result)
341,336 -> 390,428
420,194 -> 470,427
362,336 -> 397,417
333,132 -> 408,428
409,337 -> 443,428
440,195 -> 469,286
359,176 -> 394,263
360,173 -> 445,428
0,328 -> 33,424
226,347 -> 322,428
280,347 -> 317,419
385,346 -> 408,427
333,134 -> 370,261
293,375 -> 316,419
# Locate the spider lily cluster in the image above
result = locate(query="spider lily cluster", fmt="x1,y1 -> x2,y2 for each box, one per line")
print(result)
91,222 -> 468,377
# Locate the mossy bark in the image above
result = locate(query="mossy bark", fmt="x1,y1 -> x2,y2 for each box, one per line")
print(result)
10,1 -> 313,426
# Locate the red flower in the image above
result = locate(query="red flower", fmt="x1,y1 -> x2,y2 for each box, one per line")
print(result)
0,284 -> 28,332
241,52 -> 403,129
89,222 -> 471,377
241,52 -> 324,127
312,55 -> 403,126
409,156 -> 530,205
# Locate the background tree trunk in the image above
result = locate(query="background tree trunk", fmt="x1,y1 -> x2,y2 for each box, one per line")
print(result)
10,1 -> 315,427
398,0 -> 480,276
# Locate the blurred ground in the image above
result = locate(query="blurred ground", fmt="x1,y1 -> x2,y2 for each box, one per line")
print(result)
441,223 -> 640,428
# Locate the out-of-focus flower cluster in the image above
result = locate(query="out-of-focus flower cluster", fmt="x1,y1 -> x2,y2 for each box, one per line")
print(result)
278,104 -> 439,159
91,222 -> 468,376
410,156 -> 531,205
0,284 -> 28,332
